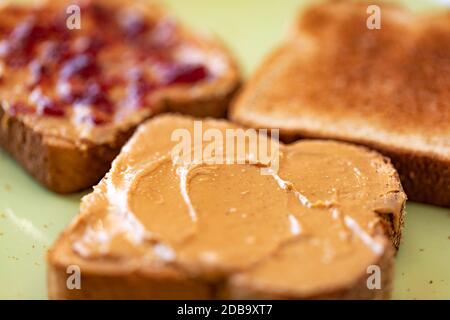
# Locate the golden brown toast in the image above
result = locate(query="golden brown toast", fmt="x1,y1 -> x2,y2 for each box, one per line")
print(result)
48,114 -> 406,299
230,0 -> 450,206
0,0 -> 239,193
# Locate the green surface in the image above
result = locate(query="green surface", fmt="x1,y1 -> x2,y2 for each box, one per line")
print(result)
0,0 -> 449,300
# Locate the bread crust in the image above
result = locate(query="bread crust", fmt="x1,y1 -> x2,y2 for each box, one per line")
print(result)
47,245 -> 395,300
0,79 -> 238,193
0,106 -> 132,193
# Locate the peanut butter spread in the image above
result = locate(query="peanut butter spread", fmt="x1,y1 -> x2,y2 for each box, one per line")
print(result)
66,115 -> 406,295
0,0 -> 235,145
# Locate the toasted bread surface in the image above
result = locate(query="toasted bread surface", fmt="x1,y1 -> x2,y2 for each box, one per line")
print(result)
0,0 -> 240,192
230,0 -> 450,206
48,114 -> 406,299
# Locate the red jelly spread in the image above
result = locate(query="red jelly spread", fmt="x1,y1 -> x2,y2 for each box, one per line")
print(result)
0,1 -> 212,126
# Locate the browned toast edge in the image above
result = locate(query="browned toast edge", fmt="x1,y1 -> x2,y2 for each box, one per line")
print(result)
47,242 -> 395,300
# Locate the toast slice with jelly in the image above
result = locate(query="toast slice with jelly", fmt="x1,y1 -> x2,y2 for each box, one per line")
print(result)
0,0 -> 239,193
48,114 -> 406,299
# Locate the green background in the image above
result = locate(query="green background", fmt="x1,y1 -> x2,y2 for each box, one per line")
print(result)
0,0 -> 449,299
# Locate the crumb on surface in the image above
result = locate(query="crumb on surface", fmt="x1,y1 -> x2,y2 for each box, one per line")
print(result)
419,248 -> 425,252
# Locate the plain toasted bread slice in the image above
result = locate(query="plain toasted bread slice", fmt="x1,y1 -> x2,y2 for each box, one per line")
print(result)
0,0 -> 239,193
48,114 -> 406,299
230,0 -> 450,206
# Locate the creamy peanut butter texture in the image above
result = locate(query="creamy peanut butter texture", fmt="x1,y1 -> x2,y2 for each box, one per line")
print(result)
67,115 -> 405,296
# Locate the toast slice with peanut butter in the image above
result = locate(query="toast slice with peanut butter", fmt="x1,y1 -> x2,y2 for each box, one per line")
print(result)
0,0 -> 239,193
230,0 -> 450,206
48,114 -> 406,299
